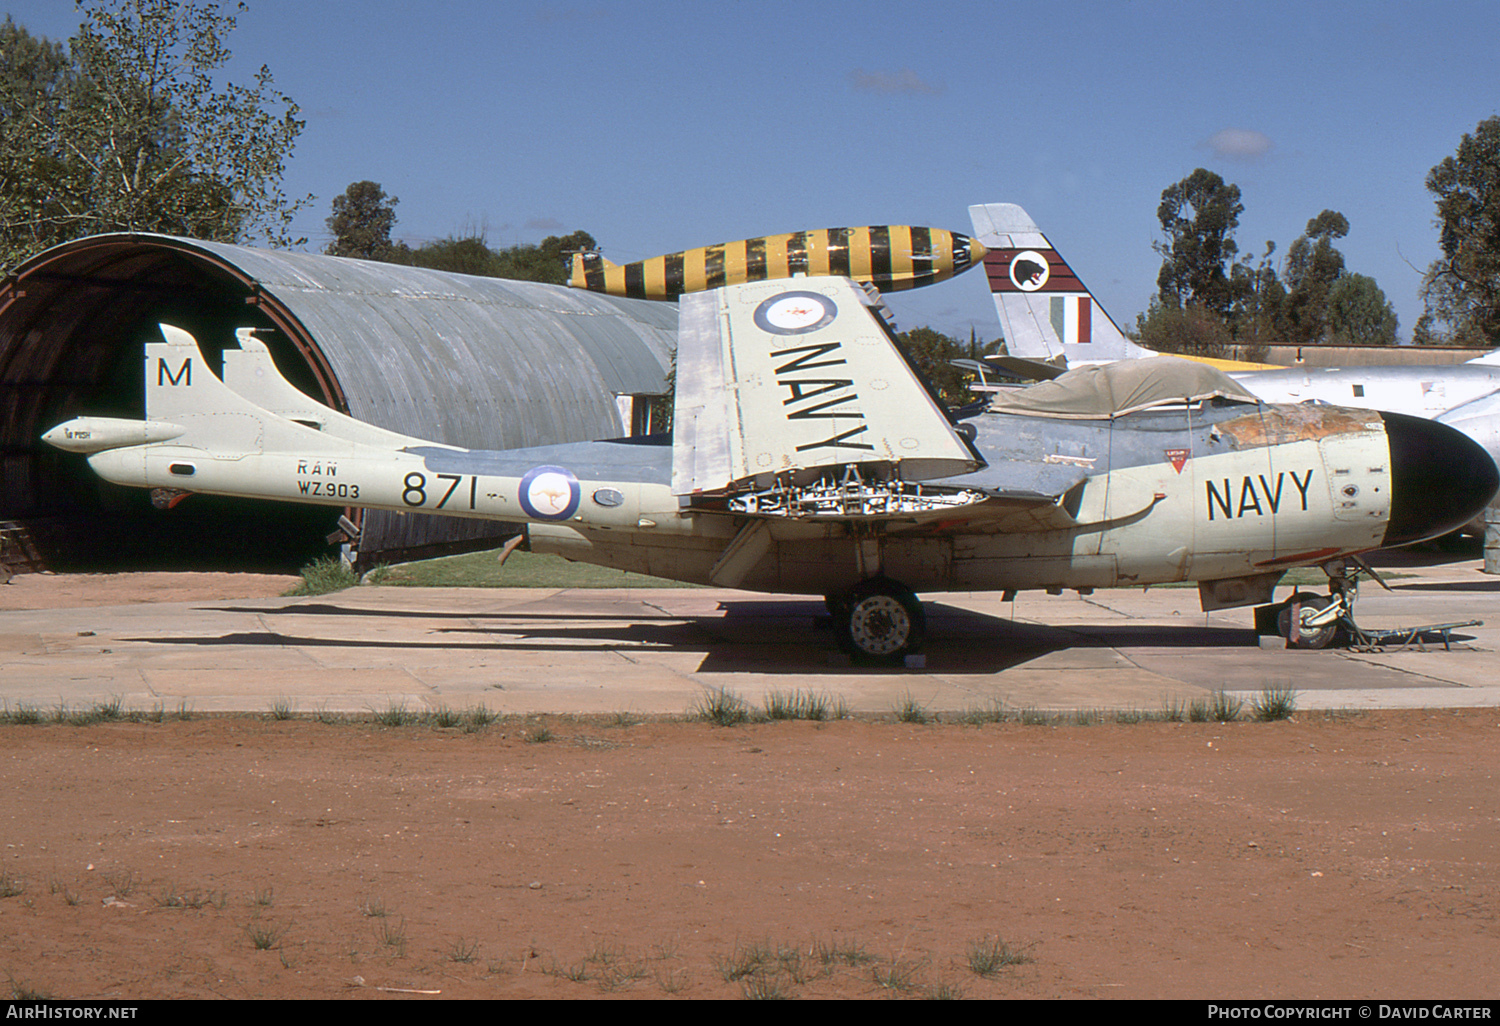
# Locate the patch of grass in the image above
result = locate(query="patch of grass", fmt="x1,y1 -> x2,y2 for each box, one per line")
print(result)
694,688 -> 751,726
956,701 -> 1009,725
48,876 -> 80,906
102,869 -> 138,897
1252,684 -> 1298,721
431,705 -> 463,729
377,916 -> 407,956
252,885 -> 275,908
378,548 -> 698,589
8,976 -> 52,1000
171,700 -> 194,721
524,724 -> 554,744
894,692 -> 933,724
0,871 -> 26,898
54,701 -> 101,726
464,705 -> 497,729
358,896 -> 389,918
764,689 -> 843,721
965,935 -> 1033,977
153,884 -> 227,910
1,702 -> 42,725
742,975 -> 794,999
714,938 -> 809,990
447,936 -> 481,963
1209,690 -> 1244,722
811,936 -> 874,969
284,556 -> 359,596
268,698 -> 296,721
372,700 -> 416,727
871,957 -> 926,993
244,919 -> 288,951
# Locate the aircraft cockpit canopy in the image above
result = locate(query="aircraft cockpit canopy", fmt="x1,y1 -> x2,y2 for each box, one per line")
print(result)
985,356 -> 1262,420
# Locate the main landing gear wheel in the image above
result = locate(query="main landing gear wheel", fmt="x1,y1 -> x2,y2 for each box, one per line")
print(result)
836,578 -> 925,664
1277,592 -> 1341,650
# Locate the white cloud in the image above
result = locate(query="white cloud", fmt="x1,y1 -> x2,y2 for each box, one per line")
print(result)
848,67 -> 943,96
1204,128 -> 1274,161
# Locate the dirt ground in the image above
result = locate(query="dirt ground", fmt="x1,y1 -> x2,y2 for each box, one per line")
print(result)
1,574 -> 1498,1000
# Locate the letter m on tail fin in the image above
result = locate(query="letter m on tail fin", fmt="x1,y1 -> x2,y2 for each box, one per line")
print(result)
157,357 -> 192,387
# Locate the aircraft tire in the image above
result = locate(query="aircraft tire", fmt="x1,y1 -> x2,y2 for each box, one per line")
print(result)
1276,592 -> 1341,650
838,578 -> 925,663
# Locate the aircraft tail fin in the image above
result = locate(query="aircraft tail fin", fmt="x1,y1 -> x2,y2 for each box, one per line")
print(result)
145,324 -> 354,458
221,329 -> 452,450
968,203 -> 1154,366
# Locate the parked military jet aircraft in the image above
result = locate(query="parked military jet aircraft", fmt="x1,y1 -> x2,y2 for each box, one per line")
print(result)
43,276 -> 1497,660
968,201 -> 1500,450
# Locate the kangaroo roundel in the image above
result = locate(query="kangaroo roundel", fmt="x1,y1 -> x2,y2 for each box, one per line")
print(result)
752,291 -> 838,335
518,465 -> 581,520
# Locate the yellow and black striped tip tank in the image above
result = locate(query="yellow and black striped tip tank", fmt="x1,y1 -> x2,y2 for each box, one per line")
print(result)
568,226 -> 987,300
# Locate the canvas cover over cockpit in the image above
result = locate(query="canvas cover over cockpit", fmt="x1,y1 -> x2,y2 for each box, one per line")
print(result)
985,356 -> 1262,419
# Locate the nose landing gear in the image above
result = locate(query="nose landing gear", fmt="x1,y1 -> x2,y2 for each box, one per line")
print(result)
1266,558 -> 1481,651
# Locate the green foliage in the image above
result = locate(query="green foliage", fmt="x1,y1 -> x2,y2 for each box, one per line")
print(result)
896,325 -> 1003,407
762,689 -> 845,721
1281,210 -> 1350,346
1147,173 -> 1397,348
1251,685 -> 1297,721
965,935 -> 1033,976
694,688 -> 751,726
285,556 -> 359,596
325,180 -> 399,260
1420,116 -> 1500,345
894,692 -> 932,724
1328,272 -> 1398,346
1154,168 -> 1246,318
0,1 -> 309,271
388,227 -> 599,285
1133,299 -> 1236,359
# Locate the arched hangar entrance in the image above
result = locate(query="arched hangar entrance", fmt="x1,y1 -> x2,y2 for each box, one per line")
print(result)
0,234 -> 675,572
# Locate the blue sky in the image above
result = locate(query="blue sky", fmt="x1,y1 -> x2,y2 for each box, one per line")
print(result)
10,0 -> 1500,342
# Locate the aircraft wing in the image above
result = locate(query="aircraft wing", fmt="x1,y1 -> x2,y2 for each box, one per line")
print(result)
983,354 -> 1069,381
672,276 -> 980,496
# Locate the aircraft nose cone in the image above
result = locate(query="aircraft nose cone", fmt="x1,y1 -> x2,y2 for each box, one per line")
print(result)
953,232 -> 988,271
1382,411 -> 1499,547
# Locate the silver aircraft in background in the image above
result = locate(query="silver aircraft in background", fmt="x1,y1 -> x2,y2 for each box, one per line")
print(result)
967,202 -> 1500,490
